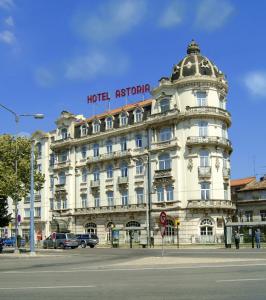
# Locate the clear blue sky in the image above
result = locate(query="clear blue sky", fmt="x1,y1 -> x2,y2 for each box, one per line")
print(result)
0,0 -> 265,180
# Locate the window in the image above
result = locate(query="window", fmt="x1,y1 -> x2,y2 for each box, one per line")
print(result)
199,121 -> 208,137
59,150 -> 68,162
106,140 -> 113,154
107,191 -> 114,207
59,172 -> 66,185
160,99 -> 170,113
93,143 -> 99,157
62,198 -> 67,209
85,222 -> 97,234
219,98 -> 225,109
196,91 -> 207,106
50,198 -> 54,210
223,153 -> 228,169
200,219 -> 213,236
136,188 -> 144,204
135,135 -> 142,148
106,164 -> 113,179
166,186 -> 174,201
260,210 -> 266,221
165,220 -> 175,237
136,160 -> 143,175
121,162 -> 128,177
50,175 -> 54,189
61,128 -> 68,139
93,120 -> 100,133
49,153 -> 55,166
120,137 -> 127,151
245,211 -> 253,222
159,127 -> 171,141
199,149 -> 209,167
157,186 -> 164,202
24,208 -> 30,218
222,124 -> 227,138
201,182 -> 210,200
224,183 -> 228,200
94,195 -> 100,207
81,146 -> 87,159
106,116 -> 113,129
120,112 -> 128,126
80,125 -> 87,136
93,168 -> 100,181
121,190 -> 128,206
135,108 -> 143,123
37,164 -> 42,172
158,153 -> 171,170
81,194 -> 87,208
34,207 -> 41,217
36,143 -> 42,158
82,168 -> 87,183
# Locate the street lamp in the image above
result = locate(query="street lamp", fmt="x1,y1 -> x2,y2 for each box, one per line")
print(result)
0,102 -> 44,254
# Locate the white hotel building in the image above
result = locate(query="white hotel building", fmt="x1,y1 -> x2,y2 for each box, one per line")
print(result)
17,41 -> 235,245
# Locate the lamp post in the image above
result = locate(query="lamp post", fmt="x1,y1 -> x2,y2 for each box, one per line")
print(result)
0,103 -> 44,254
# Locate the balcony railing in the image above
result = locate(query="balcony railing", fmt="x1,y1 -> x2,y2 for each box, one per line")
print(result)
87,149 -> 132,164
187,199 -> 235,210
50,136 -> 73,149
185,106 -> 231,124
151,138 -> 179,151
186,136 -> 232,151
55,183 -> 66,191
154,169 -> 172,179
90,180 -> 100,188
198,166 -> 211,178
117,176 -> 128,185
53,160 -> 71,170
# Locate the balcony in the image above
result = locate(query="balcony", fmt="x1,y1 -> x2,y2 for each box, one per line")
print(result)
53,160 -> 71,170
187,199 -> 236,211
198,166 -> 211,178
185,106 -> 231,126
186,136 -> 232,152
90,180 -> 100,188
74,203 -> 147,215
50,136 -> 73,149
87,149 -> 132,164
150,138 -> 179,152
154,169 -> 172,179
118,176 -> 128,185
152,200 -> 181,211
55,183 -> 66,192
223,168 -> 230,179
148,108 -> 180,124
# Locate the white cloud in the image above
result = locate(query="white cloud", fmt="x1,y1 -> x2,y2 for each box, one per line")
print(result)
35,67 -> 55,87
159,0 -> 184,28
0,0 -> 14,10
73,0 -> 147,43
5,16 -> 14,26
65,50 -> 129,81
244,71 -> 266,98
195,0 -> 234,31
0,30 -> 15,44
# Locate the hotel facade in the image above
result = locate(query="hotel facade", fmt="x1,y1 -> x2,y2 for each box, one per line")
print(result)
15,41 -> 235,245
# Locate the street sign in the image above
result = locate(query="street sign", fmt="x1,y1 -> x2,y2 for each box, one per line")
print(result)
159,211 -> 167,225
160,226 -> 166,237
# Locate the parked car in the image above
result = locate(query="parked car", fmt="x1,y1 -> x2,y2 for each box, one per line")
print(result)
43,233 -> 79,249
3,237 -> 26,247
76,234 -> 99,248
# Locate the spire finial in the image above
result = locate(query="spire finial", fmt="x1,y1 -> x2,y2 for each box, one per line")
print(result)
187,39 -> 200,55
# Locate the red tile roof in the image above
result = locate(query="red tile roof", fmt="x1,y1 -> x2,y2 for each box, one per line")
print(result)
230,177 -> 256,187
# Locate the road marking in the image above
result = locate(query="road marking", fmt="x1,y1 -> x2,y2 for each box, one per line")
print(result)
0,285 -> 95,290
2,263 -> 266,274
217,278 -> 266,283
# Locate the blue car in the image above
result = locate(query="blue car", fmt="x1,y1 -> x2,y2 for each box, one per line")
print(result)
3,237 -> 26,247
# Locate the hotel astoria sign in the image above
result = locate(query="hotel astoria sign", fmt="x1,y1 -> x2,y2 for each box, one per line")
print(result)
87,83 -> 150,104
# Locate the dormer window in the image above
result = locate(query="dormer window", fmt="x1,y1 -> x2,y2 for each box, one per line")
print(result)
61,128 -> 68,139
120,111 -> 128,127
106,116 -> 113,130
93,119 -> 100,133
160,99 -> 170,113
134,108 -> 143,123
80,124 -> 87,137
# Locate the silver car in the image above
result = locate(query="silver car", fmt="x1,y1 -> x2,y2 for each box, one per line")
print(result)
43,233 -> 79,249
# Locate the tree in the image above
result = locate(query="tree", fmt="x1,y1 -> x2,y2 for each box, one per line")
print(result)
0,135 -> 45,225
0,195 -> 11,227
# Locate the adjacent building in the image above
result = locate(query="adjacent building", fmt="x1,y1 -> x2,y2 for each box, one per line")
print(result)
12,41 -> 235,245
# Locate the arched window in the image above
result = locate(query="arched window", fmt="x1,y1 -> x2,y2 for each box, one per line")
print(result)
135,108 -> 143,123
59,171 -> 66,185
160,99 -> 170,113
120,162 -> 128,177
81,168 -> 87,183
61,128 -> 68,139
84,222 -> 97,234
93,120 -> 100,133
199,149 -> 209,167
200,219 -> 213,236
158,153 -> 171,170
106,164 -> 113,179
36,142 -> 42,158
106,116 -> 113,130
120,112 -> 128,127
159,127 -> 171,141
126,221 -> 140,228
136,160 -> 143,175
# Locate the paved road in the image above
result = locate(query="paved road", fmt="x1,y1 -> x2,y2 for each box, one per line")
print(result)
1,248 -> 266,300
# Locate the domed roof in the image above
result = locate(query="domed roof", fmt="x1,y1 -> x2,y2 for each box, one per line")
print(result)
171,40 -> 223,82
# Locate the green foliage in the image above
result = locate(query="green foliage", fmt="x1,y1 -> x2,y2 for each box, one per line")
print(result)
0,195 -> 11,227
0,134 -> 45,204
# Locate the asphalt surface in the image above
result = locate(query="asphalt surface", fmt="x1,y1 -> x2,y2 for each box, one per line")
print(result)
1,247 -> 266,300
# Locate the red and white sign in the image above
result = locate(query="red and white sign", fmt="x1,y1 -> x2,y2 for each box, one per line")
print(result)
160,226 -> 166,237
159,211 -> 167,226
